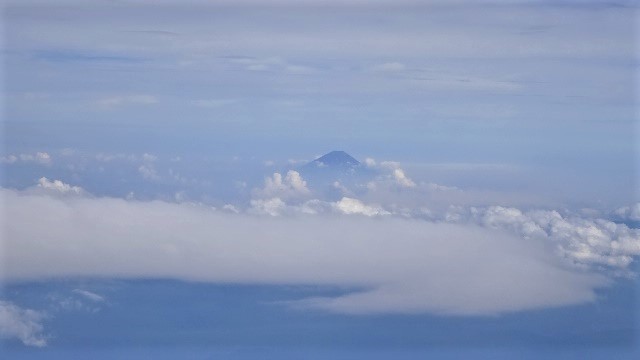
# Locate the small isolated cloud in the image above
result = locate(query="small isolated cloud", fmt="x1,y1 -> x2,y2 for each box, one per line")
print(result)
28,177 -> 86,196
0,301 -> 47,347
32,152 -> 52,165
369,62 -> 406,72
249,197 -> 287,216
333,197 -> 389,217
47,289 -> 107,314
71,289 -> 105,302
138,164 -> 160,181
141,153 -> 157,162
364,157 -> 376,168
95,152 -> 133,163
365,158 -> 416,188
136,152 -> 161,180
97,94 -> 157,109
0,155 -> 17,164
1,152 -> 52,166
287,158 -> 308,165
392,168 -> 416,188
332,181 -> 352,196
228,56 -> 283,71
379,161 -> 401,169
93,152 -> 160,165
174,191 -> 188,203
59,148 -> 75,156
254,170 -> 310,200
411,73 -> 522,92
223,204 -> 240,213
614,203 -> 640,222
227,56 -> 316,74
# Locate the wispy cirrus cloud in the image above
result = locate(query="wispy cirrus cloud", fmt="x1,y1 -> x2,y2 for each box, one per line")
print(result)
33,50 -> 145,64
96,95 -> 158,109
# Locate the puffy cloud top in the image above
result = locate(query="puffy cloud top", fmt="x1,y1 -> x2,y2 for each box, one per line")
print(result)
614,203 -> 640,222
255,170 -> 311,200
392,168 -> 416,188
334,197 -> 390,217
455,206 -> 640,272
32,177 -> 85,196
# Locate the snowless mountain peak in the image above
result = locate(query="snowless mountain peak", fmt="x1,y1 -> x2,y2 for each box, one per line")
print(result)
310,151 -> 360,168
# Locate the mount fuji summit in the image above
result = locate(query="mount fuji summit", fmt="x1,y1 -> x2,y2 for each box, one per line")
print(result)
298,151 -> 376,198
307,151 -> 360,169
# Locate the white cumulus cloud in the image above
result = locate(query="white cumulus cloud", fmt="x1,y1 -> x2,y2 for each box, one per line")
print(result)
26,177 -> 86,197
614,203 -> 640,222
445,206 -> 640,273
138,164 -> 160,181
249,197 -> 287,216
333,197 -> 390,217
392,168 -> 416,188
254,170 -> 311,200
363,158 -> 416,188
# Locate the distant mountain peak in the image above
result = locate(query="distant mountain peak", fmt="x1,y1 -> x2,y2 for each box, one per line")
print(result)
310,151 -> 360,167
298,151 -> 374,198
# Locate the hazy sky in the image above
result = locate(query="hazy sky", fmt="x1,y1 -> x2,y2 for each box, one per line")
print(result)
3,0 -> 638,206
1,1 -> 639,358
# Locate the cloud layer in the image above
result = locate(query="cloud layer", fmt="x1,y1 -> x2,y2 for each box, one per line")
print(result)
2,186 -> 615,316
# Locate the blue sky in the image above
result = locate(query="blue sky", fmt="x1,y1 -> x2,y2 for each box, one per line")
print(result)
1,0 -> 639,358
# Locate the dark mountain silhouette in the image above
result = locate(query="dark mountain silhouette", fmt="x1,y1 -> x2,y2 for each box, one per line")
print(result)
308,150 -> 360,169
298,151 -> 376,200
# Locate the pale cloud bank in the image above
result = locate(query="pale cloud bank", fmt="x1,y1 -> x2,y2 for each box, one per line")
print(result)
2,186 -> 618,316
